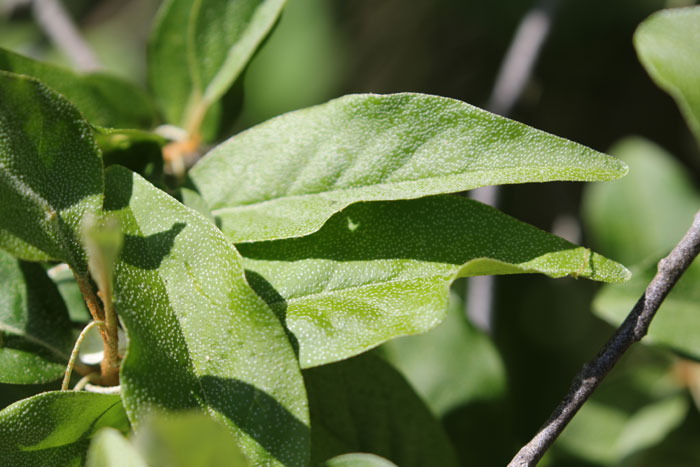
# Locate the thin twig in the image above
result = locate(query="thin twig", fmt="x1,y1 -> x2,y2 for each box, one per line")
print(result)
62,320 -> 103,390
467,0 -> 561,332
31,0 -> 101,71
509,209 -> 700,466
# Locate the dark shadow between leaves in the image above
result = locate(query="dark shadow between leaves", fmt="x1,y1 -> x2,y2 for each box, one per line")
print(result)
120,223 -> 186,270
198,375 -> 310,466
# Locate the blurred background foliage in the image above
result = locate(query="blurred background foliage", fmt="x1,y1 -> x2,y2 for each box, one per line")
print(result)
2,0 -> 700,465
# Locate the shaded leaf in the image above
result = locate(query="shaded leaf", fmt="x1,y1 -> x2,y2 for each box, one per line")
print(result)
0,250 -> 74,383
323,453 -> 398,467
148,0 -> 286,134
189,93 -> 628,243
86,428 -> 147,467
47,264 -> 91,323
0,391 -> 128,466
0,47 -> 157,129
635,6 -> 700,146
582,137 -> 700,266
305,353 -> 458,467
95,128 -> 166,188
240,195 -> 630,367
104,166 -> 309,466
0,71 -> 103,274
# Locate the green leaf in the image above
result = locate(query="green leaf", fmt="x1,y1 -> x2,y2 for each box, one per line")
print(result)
94,128 -> 166,188
379,291 -> 506,416
86,428 -> 147,467
635,6 -> 700,146
48,264 -> 91,323
323,453 -> 398,467
0,47 -> 157,129
0,71 -> 103,274
595,258 -> 700,361
0,391 -> 128,466
0,250 -> 74,384
582,137 -> 700,266
104,166 -> 309,466
240,195 -> 630,367
188,93 -> 628,243
305,353 -> 458,467
148,0 -> 286,134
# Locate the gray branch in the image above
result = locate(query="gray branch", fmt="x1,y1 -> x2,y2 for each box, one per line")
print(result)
509,209 -> 700,466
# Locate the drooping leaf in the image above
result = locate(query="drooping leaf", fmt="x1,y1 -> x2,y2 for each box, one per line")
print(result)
240,195 -> 630,367
0,250 -> 75,384
582,137 -> 700,266
305,353 -> 458,467
323,453 -> 398,467
86,428 -> 147,467
188,93 -> 628,244
148,0 -> 286,134
379,291 -> 506,416
104,166 -> 309,466
0,47 -> 157,129
635,6 -> 700,146
0,71 -> 103,274
0,391 -> 128,466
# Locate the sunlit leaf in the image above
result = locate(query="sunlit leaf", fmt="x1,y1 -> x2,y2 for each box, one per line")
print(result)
188,93 -> 628,243
0,71 -> 103,274
86,428 -> 147,467
305,354 -> 457,466
0,250 -> 74,384
241,195 -> 629,367
104,166 -> 309,466
148,0 -> 286,134
635,6 -> 700,146
0,47 -> 157,129
0,391 -> 128,466
323,453 -> 398,467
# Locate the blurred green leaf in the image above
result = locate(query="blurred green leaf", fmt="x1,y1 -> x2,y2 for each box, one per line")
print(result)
0,71 -> 103,274
582,137 -> 700,266
48,264 -> 91,323
189,93 -> 628,244
323,453 -> 398,467
380,291 -> 506,416
148,0 -> 286,134
304,354 -> 458,467
0,48 -> 157,129
241,195 -> 630,368
0,391 -> 127,466
94,128 -> 166,187
104,166 -> 309,466
635,6 -> 700,146
86,428 -> 147,467
0,250 -> 74,384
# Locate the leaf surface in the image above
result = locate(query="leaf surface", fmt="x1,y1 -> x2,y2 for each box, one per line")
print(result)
240,195 -> 630,367
149,0 -> 286,133
0,250 -> 75,384
86,429 -> 147,467
305,354 -> 457,467
635,6 -> 700,146
323,453 -> 398,467
0,71 -> 103,274
189,93 -> 628,243
0,391 -> 127,466
104,166 -> 309,466
0,48 -> 157,129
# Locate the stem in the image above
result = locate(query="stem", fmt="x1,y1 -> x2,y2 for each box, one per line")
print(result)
62,320 -> 103,390
509,209 -> 700,466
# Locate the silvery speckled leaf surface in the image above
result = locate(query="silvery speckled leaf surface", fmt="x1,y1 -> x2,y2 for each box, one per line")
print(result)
0,71 -> 103,274
104,166 -> 309,466
0,250 -> 75,384
241,195 -> 630,367
188,93 -> 628,244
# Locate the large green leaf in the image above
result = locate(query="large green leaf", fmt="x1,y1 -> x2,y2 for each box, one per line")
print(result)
0,48 -> 157,130
240,195 -> 630,368
0,71 -> 103,274
188,93 -> 628,244
582,137 -> 700,266
86,429 -> 147,467
305,354 -> 458,467
0,391 -> 128,466
635,6 -> 700,146
0,250 -> 75,384
148,0 -> 286,133
104,166 -> 309,466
